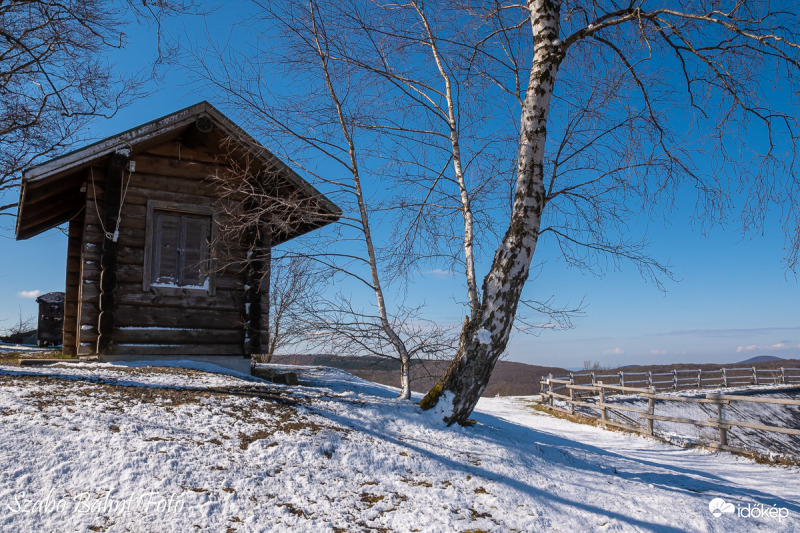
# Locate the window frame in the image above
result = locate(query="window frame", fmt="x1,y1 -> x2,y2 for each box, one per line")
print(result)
143,200 -> 217,295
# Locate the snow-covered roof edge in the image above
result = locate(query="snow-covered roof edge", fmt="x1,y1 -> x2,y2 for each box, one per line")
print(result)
23,102 -> 210,182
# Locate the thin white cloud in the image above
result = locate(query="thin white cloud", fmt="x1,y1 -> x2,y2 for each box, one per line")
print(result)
423,268 -> 453,278
603,347 -> 624,355
650,349 -> 667,355
736,345 -> 758,353
655,326 -> 800,338
736,342 -> 800,353
17,290 -> 41,299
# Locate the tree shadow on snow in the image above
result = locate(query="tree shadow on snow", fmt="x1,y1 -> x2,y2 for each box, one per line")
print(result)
306,397 -> 800,532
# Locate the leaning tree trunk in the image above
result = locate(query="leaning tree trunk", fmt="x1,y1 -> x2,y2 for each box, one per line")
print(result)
420,0 -> 562,424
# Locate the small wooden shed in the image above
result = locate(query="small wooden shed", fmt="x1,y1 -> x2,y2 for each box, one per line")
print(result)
15,102 -> 340,370
36,291 -> 65,347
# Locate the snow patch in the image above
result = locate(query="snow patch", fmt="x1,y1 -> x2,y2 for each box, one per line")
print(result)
151,278 -> 210,290
114,359 -> 260,382
0,343 -> 48,353
428,391 -> 455,423
476,328 -> 492,345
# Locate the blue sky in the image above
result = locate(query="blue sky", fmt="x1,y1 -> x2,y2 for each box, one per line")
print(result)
1,2 -> 799,370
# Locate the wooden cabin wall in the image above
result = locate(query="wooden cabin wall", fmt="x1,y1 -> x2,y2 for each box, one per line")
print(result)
76,167 -> 105,356
62,211 -> 85,355
107,140 -> 248,356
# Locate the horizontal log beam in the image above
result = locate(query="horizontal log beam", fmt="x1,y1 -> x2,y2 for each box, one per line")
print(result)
113,344 -> 245,356
114,328 -> 243,345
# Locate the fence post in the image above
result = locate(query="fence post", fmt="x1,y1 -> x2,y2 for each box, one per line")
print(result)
752,366 -> 758,385
648,371 -> 653,389
548,373 -> 554,407
781,367 -> 786,385
722,368 -> 728,388
673,369 -> 678,391
591,371 -> 596,387
707,393 -> 728,449
619,371 -> 625,388
598,381 -> 607,428
569,373 -> 575,415
647,387 -> 655,436
697,369 -> 702,389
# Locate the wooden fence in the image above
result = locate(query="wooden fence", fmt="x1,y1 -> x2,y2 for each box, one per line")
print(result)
540,366 -> 800,397
539,377 -> 800,456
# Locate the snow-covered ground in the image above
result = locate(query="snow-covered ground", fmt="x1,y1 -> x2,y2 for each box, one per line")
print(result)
0,361 -> 798,532
0,342 -> 51,354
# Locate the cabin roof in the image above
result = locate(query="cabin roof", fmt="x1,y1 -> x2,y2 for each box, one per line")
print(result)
16,101 -> 341,241
36,292 -> 65,304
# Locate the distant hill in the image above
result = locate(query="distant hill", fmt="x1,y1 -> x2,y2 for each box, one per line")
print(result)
736,355 -> 786,365
270,354 -> 800,397
270,354 -> 570,397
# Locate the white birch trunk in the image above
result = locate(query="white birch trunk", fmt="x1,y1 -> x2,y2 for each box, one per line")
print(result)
413,0 -> 480,319
399,357 -> 411,400
310,2 -> 413,400
420,0 -> 562,423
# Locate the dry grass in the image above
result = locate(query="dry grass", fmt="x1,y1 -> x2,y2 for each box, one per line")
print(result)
0,368 -> 322,455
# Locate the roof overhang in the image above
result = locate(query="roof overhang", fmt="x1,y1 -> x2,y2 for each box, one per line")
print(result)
16,101 -> 341,241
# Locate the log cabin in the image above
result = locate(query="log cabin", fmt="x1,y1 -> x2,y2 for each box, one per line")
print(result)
15,102 -> 340,372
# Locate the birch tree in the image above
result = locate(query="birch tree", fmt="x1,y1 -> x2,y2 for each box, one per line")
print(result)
419,0 -> 800,424
303,0 -> 582,334
190,0 -> 798,422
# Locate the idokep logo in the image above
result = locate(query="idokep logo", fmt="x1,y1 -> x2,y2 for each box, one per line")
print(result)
708,498 -> 735,518
709,498 -> 790,522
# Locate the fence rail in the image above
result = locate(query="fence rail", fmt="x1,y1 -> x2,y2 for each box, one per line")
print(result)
540,367 -> 800,396
538,378 -> 800,457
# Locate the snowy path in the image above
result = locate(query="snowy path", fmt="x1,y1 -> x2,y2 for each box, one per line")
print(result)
474,396 -> 800,532
0,362 -> 797,532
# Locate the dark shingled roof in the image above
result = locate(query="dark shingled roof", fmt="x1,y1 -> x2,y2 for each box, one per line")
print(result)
36,292 -> 65,304
16,101 -> 341,242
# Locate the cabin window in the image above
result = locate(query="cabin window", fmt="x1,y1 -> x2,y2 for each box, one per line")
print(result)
143,200 -> 217,294
151,211 -> 211,287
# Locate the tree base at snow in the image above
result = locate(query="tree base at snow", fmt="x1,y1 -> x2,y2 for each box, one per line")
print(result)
420,318 -> 503,425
